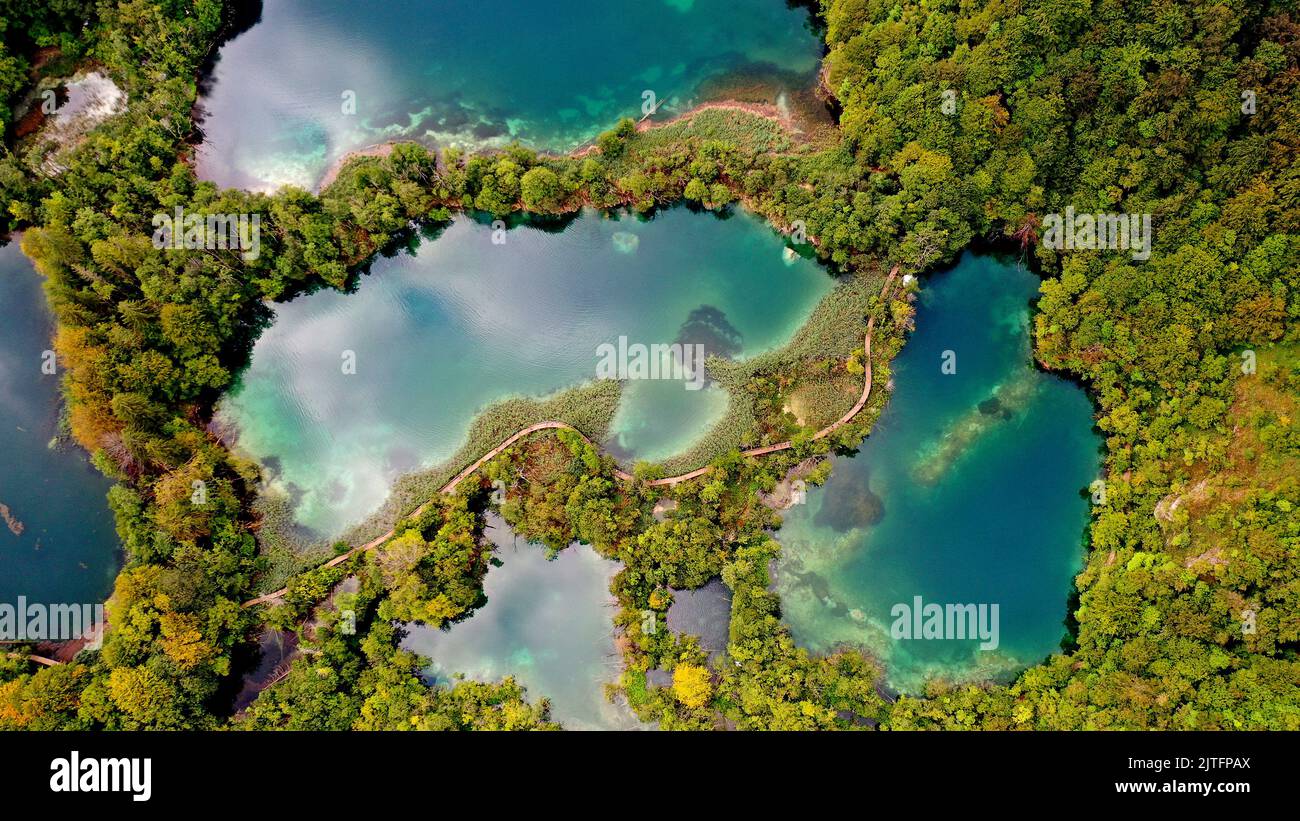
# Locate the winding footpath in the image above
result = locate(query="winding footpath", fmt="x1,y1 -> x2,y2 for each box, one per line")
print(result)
242,266 -> 899,608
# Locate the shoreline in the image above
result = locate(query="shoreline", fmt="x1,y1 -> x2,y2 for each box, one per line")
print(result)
315,142 -> 398,192
315,98 -> 807,193
637,99 -> 794,134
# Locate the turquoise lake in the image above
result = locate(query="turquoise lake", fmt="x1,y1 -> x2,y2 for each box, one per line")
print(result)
0,241 -> 119,606
220,207 -> 835,538
773,254 -> 1101,692
197,0 -> 824,191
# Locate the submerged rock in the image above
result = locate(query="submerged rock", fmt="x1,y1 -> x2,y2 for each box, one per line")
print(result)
913,367 -> 1041,485
612,231 -> 640,253
814,470 -> 885,531
0,502 -> 24,536
978,396 -> 1008,417
793,569 -> 831,602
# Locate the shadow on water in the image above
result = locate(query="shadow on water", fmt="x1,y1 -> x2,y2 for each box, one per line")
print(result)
191,0 -> 265,142
675,305 -> 744,360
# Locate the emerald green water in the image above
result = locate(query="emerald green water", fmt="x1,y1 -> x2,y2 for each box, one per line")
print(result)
197,0 -> 823,191
774,254 -> 1101,692
220,208 -> 834,538
0,241 -> 119,605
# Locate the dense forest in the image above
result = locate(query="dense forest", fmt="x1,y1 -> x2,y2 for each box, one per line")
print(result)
0,0 -> 1295,730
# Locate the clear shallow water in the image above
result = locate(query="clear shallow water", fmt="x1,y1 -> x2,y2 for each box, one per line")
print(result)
220,207 -> 834,538
0,242 -> 118,605
774,254 -> 1101,692
197,0 -> 823,191
401,513 -> 640,730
